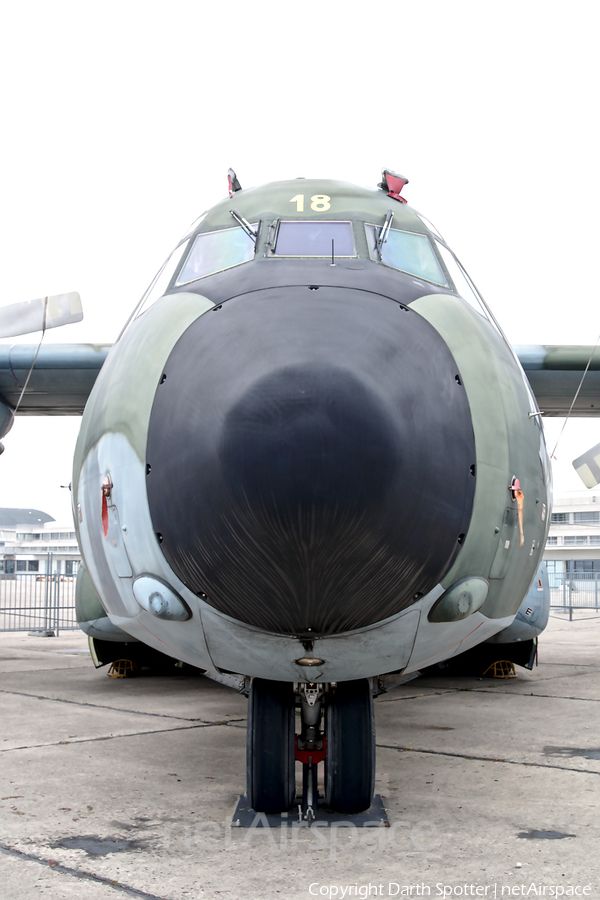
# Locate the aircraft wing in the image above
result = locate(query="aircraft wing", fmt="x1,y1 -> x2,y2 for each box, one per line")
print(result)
1,341 -> 598,419
515,345 -> 600,416
0,344 -> 111,416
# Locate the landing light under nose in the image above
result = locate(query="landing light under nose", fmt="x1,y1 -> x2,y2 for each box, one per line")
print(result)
133,576 -> 191,621
428,576 -> 489,623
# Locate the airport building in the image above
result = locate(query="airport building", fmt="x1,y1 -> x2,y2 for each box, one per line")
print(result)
0,508 -> 80,576
543,493 -> 600,582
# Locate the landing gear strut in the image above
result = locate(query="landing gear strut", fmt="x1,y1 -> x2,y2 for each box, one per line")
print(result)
246,678 -> 375,817
296,684 -> 326,822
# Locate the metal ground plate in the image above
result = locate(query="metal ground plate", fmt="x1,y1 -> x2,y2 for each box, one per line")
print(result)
231,794 -> 389,828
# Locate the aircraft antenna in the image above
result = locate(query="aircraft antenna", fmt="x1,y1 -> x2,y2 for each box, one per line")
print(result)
551,334 -> 600,458
11,298 -> 49,418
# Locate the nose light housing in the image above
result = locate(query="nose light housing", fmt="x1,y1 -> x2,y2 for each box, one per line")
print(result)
133,575 -> 191,621
428,576 -> 489,623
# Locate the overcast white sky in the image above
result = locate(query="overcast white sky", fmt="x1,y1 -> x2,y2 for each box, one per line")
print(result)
1,0 -> 599,522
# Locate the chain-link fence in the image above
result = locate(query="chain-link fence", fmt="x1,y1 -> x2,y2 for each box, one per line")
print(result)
0,570 -> 77,634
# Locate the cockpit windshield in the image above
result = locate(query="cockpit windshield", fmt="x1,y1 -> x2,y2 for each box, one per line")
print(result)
175,224 -> 257,285
365,224 -> 447,286
273,221 -> 356,256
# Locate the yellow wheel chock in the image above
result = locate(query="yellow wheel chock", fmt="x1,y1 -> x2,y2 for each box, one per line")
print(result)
482,660 -> 517,679
107,659 -> 138,678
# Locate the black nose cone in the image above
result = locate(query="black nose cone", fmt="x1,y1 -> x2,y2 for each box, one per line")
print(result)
146,287 -> 475,635
222,363 -> 397,515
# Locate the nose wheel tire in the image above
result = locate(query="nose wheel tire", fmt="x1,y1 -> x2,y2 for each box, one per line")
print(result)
247,679 -> 296,813
325,679 -> 375,813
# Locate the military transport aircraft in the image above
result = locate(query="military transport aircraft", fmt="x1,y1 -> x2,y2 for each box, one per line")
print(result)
1,169 -> 599,821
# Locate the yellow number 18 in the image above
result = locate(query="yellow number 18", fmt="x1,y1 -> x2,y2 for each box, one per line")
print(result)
289,194 -> 331,212
310,195 -> 331,211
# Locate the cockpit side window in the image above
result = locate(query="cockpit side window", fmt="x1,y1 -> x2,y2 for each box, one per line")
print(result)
273,221 -> 356,257
434,240 -> 489,318
365,225 -> 447,286
132,239 -> 191,322
175,224 -> 257,285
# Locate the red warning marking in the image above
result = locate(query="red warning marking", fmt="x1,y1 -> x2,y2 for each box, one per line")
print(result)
101,476 -> 112,538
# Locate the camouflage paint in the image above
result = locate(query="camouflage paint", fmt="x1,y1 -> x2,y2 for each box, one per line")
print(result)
412,293 -> 551,620
70,177 -> 551,680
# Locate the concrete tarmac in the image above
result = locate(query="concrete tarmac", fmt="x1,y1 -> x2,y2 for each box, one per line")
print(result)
1,614 -> 599,900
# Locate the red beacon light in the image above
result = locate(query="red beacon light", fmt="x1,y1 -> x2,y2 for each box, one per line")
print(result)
227,168 -> 242,198
378,168 -> 409,203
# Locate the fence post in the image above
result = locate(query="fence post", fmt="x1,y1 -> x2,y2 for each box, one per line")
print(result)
55,556 -> 60,637
569,578 -> 573,621
43,552 -> 51,633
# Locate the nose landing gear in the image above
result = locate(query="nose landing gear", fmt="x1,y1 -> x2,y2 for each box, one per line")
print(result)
246,678 -> 375,819
296,684 -> 327,823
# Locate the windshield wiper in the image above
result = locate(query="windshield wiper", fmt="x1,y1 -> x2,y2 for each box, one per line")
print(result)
376,209 -> 394,259
229,208 -> 257,242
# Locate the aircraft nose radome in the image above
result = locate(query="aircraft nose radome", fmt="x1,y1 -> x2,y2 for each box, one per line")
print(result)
222,363 -> 397,516
146,287 -> 476,635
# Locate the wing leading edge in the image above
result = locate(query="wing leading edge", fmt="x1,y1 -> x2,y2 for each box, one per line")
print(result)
0,343 -> 598,425
515,345 -> 600,417
0,344 -> 111,420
